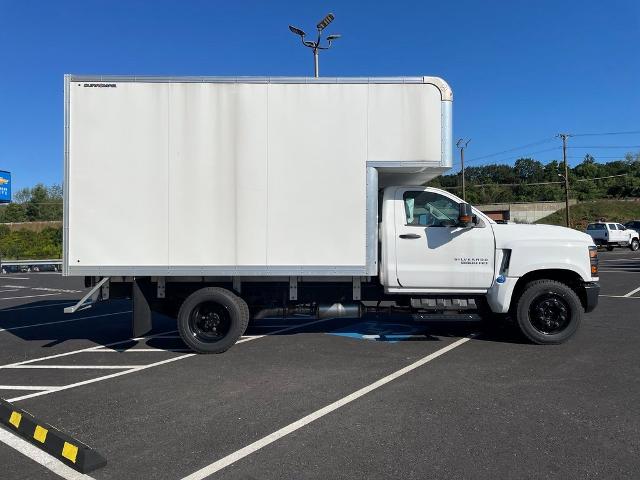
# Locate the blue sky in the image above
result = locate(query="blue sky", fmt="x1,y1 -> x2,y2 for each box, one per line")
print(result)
1,0 -> 639,192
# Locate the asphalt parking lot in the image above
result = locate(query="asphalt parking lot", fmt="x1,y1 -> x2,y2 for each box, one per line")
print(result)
0,250 -> 639,480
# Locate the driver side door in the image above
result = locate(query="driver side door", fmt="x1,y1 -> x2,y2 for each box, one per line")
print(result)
394,188 -> 495,291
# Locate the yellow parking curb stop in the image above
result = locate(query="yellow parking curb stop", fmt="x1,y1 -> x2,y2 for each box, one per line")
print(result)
0,398 -> 106,473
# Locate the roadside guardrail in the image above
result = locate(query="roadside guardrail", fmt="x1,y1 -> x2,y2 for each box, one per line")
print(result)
0,259 -> 62,266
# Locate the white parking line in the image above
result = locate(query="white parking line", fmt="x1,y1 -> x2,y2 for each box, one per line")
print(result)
181,336 -> 475,480
31,287 -> 83,293
4,316 -> 336,403
623,286 -> 640,297
0,302 -> 76,312
0,293 -> 61,301
598,295 -> 640,299
85,348 -> 192,353
0,329 -> 177,369
0,311 -> 132,333
0,289 -> 20,293
10,365 -> 141,370
598,270 -> 640,274
0,385 -> 57,391
0,426 -> 95,480
251,325 -> 301,328
600,258 -> 640,262
8,363 -> 179,401
145,335 -> 181,339
0,277 -> 30,280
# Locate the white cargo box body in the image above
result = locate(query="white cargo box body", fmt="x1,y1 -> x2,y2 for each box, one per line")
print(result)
64,76 -> 452,276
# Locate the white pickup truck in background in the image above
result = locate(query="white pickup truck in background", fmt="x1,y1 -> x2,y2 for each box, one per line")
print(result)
586,222 -> 640,251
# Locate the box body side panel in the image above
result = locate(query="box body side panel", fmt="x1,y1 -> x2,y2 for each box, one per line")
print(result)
66,78 -> 448,275
266,84 -> 367,266
68,82 -> 169,267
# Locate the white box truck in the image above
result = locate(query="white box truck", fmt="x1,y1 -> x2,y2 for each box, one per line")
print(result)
63,75 -> 600,352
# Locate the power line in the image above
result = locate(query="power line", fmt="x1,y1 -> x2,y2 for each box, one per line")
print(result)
571,130 -> 640,137
567,155 -> 638,159
487,147 -> 562,165
442,173 -> 628,190
460,147 -> 561,167
465,137 -> 556,163
567,145 -> 640,149
574,173 -> 628,182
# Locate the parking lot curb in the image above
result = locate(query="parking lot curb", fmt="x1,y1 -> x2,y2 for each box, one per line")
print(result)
0,398 -> 106,473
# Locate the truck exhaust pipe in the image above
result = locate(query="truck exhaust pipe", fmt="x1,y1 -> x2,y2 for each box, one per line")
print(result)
316,303 -> 363,319
253,303 -> 364,320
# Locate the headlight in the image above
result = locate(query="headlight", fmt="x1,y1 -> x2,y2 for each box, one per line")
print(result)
589,246 -> 598,276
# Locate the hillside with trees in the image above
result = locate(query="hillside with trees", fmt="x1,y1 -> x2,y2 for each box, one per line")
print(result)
536,199 -> 640,230
0,184 -> 63,223
2,155 -> 639,260
0,184 -> 63,259
428,153 -> 640,204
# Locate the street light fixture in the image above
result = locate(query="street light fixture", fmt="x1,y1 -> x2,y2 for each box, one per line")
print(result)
316,13 -> 334,31
288,25 -> 306,37
288,13 -> 341,77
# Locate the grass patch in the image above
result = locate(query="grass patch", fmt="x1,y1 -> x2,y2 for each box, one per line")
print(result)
536,200 -> 640,230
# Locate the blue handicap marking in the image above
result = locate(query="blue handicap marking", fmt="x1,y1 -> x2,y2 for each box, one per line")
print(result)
327,320 -> 428,343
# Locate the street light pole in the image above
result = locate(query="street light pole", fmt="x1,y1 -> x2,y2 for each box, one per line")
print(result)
289,13 -> 341,78
558,133 -> 571,228
456,138 -> 471,201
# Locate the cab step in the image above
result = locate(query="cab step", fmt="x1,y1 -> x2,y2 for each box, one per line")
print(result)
410,297 -> 480,311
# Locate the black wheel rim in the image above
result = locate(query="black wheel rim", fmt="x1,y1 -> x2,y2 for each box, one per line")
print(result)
188,301 -> 232,343
528,292 -> 571,335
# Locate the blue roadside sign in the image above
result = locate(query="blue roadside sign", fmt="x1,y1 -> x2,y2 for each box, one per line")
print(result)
0,171 -> 11,203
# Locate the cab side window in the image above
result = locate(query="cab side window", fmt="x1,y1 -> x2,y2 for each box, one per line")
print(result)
403,191 -> 459,227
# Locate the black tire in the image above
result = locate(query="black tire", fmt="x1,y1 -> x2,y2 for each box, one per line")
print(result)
629,238 -> 639,251
514,280 -> 582,345
177,287 -> 249,354
606,245 -> 614,251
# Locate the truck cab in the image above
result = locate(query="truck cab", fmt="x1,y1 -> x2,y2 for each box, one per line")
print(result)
379,186 -> 600,344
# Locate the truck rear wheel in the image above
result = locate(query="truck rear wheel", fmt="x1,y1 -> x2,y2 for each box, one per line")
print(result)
514,280 -> 582,345
630,238 -> 639,251
177,287 -> 249,353
606,245 -> 614,251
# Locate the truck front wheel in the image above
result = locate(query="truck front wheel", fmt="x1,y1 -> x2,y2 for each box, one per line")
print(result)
177,287 -> 249,353
630,238 -> 639,251
514,280 -> 582,345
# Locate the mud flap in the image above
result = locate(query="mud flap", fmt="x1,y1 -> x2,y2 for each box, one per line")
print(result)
132,278 -> 153,337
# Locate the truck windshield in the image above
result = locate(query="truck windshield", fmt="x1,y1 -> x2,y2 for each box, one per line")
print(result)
404,191 -> 459,227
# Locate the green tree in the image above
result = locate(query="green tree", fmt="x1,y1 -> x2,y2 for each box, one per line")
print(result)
1,203 -> 27,222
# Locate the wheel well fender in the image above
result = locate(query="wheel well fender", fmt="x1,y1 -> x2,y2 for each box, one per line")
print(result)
511,269 -> 587,311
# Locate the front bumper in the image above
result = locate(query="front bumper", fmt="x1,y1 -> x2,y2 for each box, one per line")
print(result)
583,282 -> 600,313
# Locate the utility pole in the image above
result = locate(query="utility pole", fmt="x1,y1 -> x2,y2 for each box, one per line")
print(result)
288,14 -> 341,77
558,133 -> 571,228
456,139 -> 471,201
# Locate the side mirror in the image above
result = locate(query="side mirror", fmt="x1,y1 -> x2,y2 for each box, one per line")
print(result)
458,203 -> 474,228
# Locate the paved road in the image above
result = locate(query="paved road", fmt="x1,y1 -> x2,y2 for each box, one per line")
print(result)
0,250 -> 638,479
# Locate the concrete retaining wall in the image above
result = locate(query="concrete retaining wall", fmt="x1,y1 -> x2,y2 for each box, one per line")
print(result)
476,200 -> 578,223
